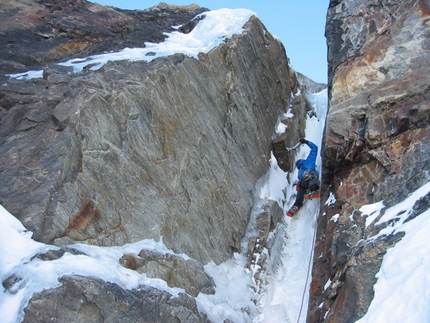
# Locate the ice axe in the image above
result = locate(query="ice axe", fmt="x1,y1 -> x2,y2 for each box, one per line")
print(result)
286,142 -> 301,151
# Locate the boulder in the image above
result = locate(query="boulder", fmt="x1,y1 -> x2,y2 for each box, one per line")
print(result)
23,275 -> 207,323
119,250 -> 216,297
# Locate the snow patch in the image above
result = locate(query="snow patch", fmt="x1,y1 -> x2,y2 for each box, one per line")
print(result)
275,122 -> 287,135
325,192 -> 336,206
359,200 -> 385,228
371,181 -> 430,239
330,214 -> 340,223
284,108 -> 294,119
275,109 -> 294,135
197,254 -> 258,323
324,279 -> 332,291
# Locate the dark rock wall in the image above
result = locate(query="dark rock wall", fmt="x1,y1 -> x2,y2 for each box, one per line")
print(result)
0,2 -> 294,267
309,0 -> 430,322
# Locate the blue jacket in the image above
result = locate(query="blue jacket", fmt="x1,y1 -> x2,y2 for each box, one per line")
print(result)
296,141 -> 319,180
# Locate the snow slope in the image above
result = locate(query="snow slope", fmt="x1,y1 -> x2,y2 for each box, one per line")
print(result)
356,181 -> 430,323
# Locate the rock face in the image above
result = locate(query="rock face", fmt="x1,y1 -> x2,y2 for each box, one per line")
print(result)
309,0 -> 430,322
0,1 -> 294,265
272,83 -> 310,172
296,72 -> 327,94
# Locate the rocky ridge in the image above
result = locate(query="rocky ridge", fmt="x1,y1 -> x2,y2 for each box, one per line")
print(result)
0,0 -> 206,79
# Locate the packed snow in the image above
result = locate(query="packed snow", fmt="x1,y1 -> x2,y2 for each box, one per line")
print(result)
2,6 -> 430,323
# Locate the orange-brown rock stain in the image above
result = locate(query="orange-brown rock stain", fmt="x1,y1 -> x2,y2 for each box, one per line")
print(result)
418,0 -> 430,17
53,41 -> 95,56
119,254 -> 139,270
64,200 -> 101,236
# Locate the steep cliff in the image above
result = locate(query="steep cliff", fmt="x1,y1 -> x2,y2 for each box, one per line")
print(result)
309,0 -> 430,322
0,1 -> 306,321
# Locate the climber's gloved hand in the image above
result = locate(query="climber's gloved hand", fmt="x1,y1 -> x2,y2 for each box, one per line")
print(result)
299,138 -> 309,144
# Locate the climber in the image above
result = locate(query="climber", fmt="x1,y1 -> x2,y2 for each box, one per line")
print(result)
286,138 -> 320,217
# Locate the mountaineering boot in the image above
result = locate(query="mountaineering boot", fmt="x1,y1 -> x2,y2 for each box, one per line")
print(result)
286,206 -> 298,217
305,191 -> 320,200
